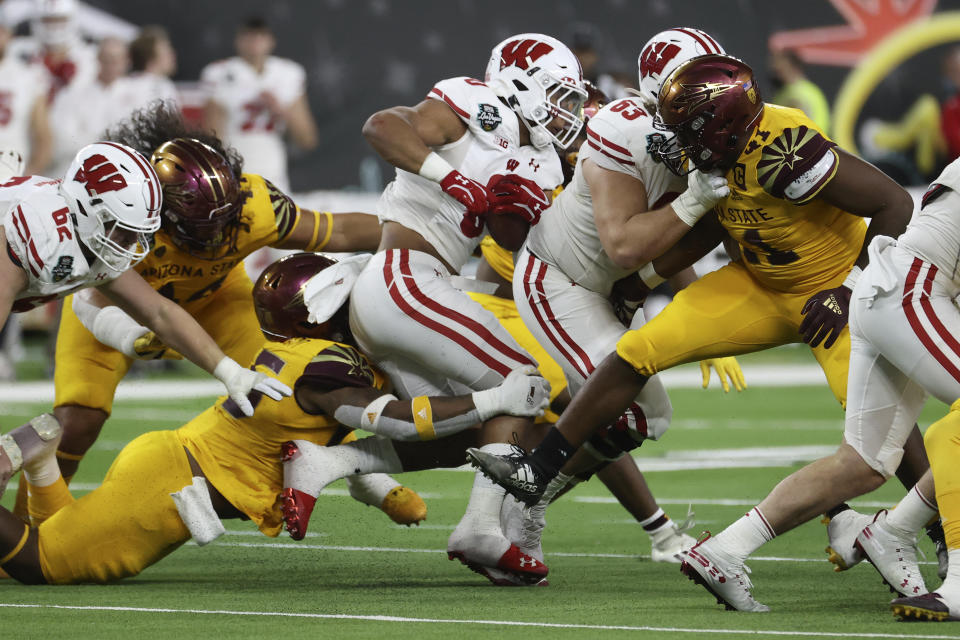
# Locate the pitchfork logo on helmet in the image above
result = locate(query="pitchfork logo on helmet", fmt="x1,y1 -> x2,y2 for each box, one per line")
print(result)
485,33 -> 587,150
652,54 -> 763,176
60,142 -> 162,272
637,27 -> 725,113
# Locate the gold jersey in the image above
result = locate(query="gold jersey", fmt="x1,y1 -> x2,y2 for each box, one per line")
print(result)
480,236 -> 515,282
176,337 -> 385,536
136,173 -> 298,307
717,104 -> 865,293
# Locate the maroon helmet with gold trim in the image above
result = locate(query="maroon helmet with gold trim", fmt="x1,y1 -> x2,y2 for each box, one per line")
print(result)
150,137 -> 243,259
253,252 -> 351,343
653,54 -> 763,175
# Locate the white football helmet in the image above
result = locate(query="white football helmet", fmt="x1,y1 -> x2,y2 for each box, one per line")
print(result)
485,33 -> 587,150
33,0 -> 77,48
60,142 -> 162,272
637,27 -> 725,113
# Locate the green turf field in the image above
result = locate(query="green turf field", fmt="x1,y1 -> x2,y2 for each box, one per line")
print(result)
0,359 -> 956,639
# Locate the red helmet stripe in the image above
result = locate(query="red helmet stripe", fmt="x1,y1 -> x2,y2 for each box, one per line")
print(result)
100,141 -> 159,213
674,27 -> 721,55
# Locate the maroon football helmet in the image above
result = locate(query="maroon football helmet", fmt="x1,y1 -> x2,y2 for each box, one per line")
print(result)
653,54 -> 764,175
151,138 -> 243,259
253,253 -> 351,343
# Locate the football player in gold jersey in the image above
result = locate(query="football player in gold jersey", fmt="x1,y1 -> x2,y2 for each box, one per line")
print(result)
0,253 -> 550,585
467,54 -> 929,602
33,104 -> 423,527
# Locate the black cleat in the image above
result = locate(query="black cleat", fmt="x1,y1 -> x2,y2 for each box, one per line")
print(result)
891,592 -> 957,621
466,447 -> 548,507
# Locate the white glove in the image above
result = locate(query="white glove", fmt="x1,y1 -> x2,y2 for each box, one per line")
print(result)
672,169 -> 730,226
472,365 -> 551,421
213,357 -> 292,417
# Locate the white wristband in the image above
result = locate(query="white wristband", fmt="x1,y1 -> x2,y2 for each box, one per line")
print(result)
90,306 -> 149,358
213,356 -> 242,383
471,388 -> 500,422
638,262 -> 665,289
842,265 -> 862,290
418,151 -> 455,183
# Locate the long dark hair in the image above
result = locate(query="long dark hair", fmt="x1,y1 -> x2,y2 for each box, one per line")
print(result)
105,100 -> 244,179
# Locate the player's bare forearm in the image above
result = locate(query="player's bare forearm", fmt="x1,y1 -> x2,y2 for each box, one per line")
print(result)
650,213 -> 725,279
362,100 -> 466,172
667,266 -> 698,292
0,231 -> 27,330
818,149 -> 914,269
326,212 -> 381,252
554,352 -> 648,447
26,97 -> 52,175
101,272 -> 223,374
284,95 -> 318,150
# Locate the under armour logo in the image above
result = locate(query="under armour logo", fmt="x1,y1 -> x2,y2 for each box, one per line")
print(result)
518,557 -> 538,568
95,272 -> 108,281
529,158 -> 540,172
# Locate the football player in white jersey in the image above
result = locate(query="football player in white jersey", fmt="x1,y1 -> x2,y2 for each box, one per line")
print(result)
0,22 -> 51,174
509,28 -> 737,566
200,17 -> 317,193
289,33 -> 586,584
0,141 -> 291,493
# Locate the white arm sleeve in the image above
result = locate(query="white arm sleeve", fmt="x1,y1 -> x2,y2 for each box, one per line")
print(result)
73,294 -> 148,358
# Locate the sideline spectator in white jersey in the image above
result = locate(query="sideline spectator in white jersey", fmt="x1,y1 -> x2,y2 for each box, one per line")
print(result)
0,21 -> 51,174
48,36 -> 133,178
200,17 -> 318,193
125,26 -> 178,108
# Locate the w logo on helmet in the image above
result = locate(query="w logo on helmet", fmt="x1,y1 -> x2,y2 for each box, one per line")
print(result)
499,39 -> 553,70
640,42 -> 682,78
73,153 -> 128,196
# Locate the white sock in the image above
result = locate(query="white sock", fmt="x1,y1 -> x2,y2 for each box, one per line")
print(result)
712,507 -> 776,564
337,437 -> 403,475
885,485 -> 937,537
460,443 -> 512,535
935,549 -> 960,602
346,473 -> 401,506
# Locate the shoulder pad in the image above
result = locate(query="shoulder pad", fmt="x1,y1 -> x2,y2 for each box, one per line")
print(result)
298,343 -> 377,391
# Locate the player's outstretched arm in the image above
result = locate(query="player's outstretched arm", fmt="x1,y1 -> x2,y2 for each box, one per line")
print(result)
296,366 -> 550,442
98,270 -> 291,415
275,210 -> 381,253
362,99 -> 466,173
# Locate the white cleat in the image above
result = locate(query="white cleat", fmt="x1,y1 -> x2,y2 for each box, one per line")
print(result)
681,534 -> 770,612
280,440 -> 342,540
650,522 -> 697,564
823,508 -> 870,571
855,510 -> 927,597
447,519 -> 548,586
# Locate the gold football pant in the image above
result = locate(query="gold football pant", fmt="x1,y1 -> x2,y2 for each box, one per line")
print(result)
924,401 -> 960,549
616,261 -> 850,406
38,430 -> 192,584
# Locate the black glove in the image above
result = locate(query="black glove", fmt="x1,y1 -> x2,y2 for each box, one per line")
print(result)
799,285 -> 852,349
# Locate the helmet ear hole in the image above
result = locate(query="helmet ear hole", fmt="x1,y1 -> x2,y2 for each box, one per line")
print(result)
511,79 -> 528,91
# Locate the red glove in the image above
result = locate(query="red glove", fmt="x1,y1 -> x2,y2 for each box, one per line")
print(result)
487,174 -> 550,225
440,170 -> 491,238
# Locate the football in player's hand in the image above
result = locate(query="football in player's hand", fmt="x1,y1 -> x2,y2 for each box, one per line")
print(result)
485,212 -> 530,251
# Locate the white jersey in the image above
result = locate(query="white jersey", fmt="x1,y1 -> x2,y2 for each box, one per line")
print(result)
2,175 -> 113,311
200,56 -> 306,191
0,54 -> 48,157
898,157 -> 960,285
526,97 -> 685,294
378,76 -> 563,272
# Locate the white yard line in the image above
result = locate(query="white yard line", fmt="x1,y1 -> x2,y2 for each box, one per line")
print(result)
0,363 -> 830,404
0,603 -> 950,638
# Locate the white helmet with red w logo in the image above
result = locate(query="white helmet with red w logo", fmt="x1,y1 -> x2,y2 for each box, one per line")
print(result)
60,141 -> 163,271
484,33 -> 587,150
637,27 -> 725,113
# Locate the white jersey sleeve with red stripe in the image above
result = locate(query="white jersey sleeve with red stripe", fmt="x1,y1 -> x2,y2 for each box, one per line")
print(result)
899,157 -> 960,285
526,99 -> 684,294
376,76 -> 562,272
3,177 -> 113,311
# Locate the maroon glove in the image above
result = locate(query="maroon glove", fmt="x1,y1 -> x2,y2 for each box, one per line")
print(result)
440,170 -> 491,238
487,174 -> 550,225
799,285 -> 852,349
